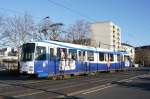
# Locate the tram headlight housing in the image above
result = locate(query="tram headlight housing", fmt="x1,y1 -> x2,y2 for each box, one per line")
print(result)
29,66 -> 33,71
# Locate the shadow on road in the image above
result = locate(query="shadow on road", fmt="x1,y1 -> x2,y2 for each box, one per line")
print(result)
139,77 -> 150,81
0,70 -> 42,80
0,95 -> 17,99
0,70 -> 21,80
112,78 -> 150,91
53,96 -> 83,99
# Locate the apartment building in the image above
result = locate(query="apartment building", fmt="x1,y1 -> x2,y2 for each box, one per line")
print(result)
90,21 -> 121,51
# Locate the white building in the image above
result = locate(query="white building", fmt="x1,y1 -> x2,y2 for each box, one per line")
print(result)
0,47 -> 18,63
0,47 -> 12,56
121,43 -> 135,63
90,21 -> 121,51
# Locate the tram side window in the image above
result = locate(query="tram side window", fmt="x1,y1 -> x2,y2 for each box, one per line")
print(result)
78,51 -> 86,61
49,48 -> 55,60
69,49 -> 77,60
117,54 -> 121,61
35,46 -> 46,60
87,51 -> 94,61
57,48 -> 67,60
104,54 -> 107,61
99,52 -> 104,61
124,56 -> 130,61
109,54 -> 114,61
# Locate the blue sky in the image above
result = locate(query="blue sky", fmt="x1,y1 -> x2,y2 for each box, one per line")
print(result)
0,0 -> 150,47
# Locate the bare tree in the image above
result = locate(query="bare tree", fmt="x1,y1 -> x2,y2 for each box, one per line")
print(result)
65,20 -> 91,45
0,16 -> 3,26
0,13 -> 35,48
0,16 -> 4,40
0,14 -> 35,70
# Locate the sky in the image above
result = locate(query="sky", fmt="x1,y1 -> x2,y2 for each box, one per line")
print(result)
0,0 -> 150,47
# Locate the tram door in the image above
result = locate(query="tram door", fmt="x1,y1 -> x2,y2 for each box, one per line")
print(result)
117,54 -> 122,69
48,47 -> 58,76
121,54 -> 125,69
78,50 -> 87,73
35,46 -> 49,76
87,51 -> 95,72
57,48 -> 77,74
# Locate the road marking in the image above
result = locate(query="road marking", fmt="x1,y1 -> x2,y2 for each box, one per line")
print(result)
67,73 -> 150,96
10,79 -> 108,98
47,79 -> 109,91
2,72 -> 150,98
82,85 -> 114,94
67,84 -> 111,96
13,91 -> 44,98
1,89 -> 41,96
21,80 -> 50,84
118,73 -> 150,82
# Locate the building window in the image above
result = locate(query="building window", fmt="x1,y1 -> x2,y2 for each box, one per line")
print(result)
113,25 -> 115,29
130,49 -> 133,53
117,32 -> 120,36
117,28 -> 120,32
113,35 -> 115,38
113,40 -> 115,43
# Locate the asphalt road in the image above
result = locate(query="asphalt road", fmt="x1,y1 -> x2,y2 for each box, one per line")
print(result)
0,68 -> 150,99
74,72 -> 150,99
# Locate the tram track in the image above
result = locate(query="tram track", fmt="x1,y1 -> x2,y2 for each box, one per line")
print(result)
0,70 -> 149,99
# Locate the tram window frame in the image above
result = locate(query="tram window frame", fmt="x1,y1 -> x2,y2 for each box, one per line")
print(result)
124,55 -> 130,61
87,51 -> 94,61
109,53 -> 114,62
35,46 -> 47,60
49,48 -> 55,60
104,53 -> 107,62
117,54 -> 121,61
78,50 -> 86,61
57,48 -> 67,61
99,52 -> 105,61
69,49 -> 77,60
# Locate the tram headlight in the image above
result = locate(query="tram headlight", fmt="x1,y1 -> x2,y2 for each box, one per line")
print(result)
29,66 -> 33,71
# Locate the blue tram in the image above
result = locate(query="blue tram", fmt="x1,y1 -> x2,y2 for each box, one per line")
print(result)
19,40 -> 131,77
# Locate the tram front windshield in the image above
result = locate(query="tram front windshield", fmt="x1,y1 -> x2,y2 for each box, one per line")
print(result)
21,43 -> 35,61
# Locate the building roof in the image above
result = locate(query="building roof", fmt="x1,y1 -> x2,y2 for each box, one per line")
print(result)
90,21 -> 121,30
91,21 -> 112,24
136,45 -> 150,50
121,43 -> 134,48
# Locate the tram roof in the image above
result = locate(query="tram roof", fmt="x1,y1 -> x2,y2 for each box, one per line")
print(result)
32,40 -> 124,54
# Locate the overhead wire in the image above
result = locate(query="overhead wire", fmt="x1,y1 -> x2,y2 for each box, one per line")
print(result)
0,7 -> 43,20
0,1 -> 144,47
47,0 -> 141,47
47,0 -> 94,22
